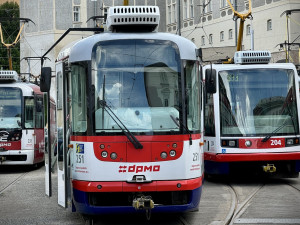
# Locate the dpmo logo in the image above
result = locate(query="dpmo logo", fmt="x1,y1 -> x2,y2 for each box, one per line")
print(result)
119,165 -> 160,173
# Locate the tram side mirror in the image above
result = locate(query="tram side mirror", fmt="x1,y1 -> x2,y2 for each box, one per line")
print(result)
205,69 -> 216,94
40,67 -> 52,92
196,48 -> 203,61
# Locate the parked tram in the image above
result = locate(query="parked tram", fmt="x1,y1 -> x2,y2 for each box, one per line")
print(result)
0,70 -> 55,166
203,51 -> 300,177
41,6 -> 204,219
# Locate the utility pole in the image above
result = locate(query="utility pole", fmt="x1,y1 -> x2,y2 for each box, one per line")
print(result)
177,0 -> 181,36
124,0 -> 128,6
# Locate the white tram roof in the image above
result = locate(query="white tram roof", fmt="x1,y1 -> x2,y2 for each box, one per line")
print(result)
68,32 -> 197,63
204,62 -> 297,71
0,82 -> 41,97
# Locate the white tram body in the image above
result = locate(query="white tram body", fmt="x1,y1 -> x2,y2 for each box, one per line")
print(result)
203,51 -> 300,177
52,6 -> 204,216
0,70 -> 50,165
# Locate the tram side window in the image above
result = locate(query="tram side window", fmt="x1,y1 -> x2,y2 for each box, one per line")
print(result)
71,64 -> 87,133
204,92 -> 215,136
25,97 -> 35,128
185,61 -> 201,131
35,97 -> 43,128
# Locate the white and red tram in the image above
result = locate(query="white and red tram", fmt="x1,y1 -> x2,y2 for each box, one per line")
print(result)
0,70 -> 55,166
42,6 -> 204,217
203,51 -> 300,177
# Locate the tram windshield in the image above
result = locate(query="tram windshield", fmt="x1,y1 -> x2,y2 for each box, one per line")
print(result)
81,39 -> 200,134
0,87 -> 22,129
219,68 -> 299,137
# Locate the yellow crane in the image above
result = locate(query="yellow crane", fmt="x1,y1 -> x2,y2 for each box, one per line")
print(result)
0,18 -> 34,70
225,0 -> 252,63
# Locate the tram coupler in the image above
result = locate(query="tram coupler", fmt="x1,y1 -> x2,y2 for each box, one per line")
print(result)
263,164 -> 276,173
0,156 -> 6,162
132,195 -> 154,210
132,195 -> 154,220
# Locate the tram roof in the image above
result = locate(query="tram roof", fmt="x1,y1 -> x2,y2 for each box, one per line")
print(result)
204,62 -> 297,70
0,82 -> 41,96
69,32 -> 197,63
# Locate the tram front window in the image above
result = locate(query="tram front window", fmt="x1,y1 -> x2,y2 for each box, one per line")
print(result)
92,39 -> 182,134
219,69 -> 299,137
0,87 -> 22,129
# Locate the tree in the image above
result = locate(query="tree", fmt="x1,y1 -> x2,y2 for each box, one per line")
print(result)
0,1 -> 20,73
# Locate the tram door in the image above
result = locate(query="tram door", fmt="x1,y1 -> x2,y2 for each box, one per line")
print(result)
56,61 -> 70,208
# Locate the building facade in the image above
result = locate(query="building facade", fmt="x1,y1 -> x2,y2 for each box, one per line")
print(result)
167,0 -> 300,63
20,0 -> 300,79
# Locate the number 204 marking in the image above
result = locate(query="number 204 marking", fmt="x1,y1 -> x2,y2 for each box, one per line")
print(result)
270,140 -> 282,146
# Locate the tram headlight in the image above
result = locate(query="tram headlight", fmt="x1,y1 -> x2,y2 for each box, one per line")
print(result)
161,152 -> 167,159
245,140 -> 252,147
101,151 -> 108,158
172,143 -> 177,148
228,141 -> 236,147
286,139 -> 294,145
169,150 -> 176,157
110,152 -> 117,160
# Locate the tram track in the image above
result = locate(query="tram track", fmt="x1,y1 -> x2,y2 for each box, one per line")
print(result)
0,171 -> 29,195
225,182 -> 265,225
224,177 -> 300,225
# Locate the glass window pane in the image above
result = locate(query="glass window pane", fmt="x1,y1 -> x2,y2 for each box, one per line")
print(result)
25,98 -> 34,128
0,87 -> 22,129
92,39 -> 182,134
219,69 -> 299,136
185,61 -> 201,131
71,64 -> 87,133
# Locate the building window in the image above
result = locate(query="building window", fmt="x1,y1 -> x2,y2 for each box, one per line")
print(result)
204,0 -> 212,13
220,0 -> 226,8
220,31 -> 224,41
172,0 -> 177,23
246,24 -> 251,35
228,29 -> 233,39
167,0 -> 177,24
267,19 -> 272,31
209,34 -> 213,44
190,0 -> 194,18
207,1 -> 212,12
201,36 -> 205,46
73,6 -> 80,22
183,0 -> 188,19
168,5 -> 172,24
221,0 -> 233,8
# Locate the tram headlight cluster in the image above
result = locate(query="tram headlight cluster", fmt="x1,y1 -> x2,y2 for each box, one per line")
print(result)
160,150 -> 177,159
9,133 -> 21,141
160,143 -> 178,159
101,150 -> 118,160
221,139 -> 238,147
286,138 -> 300,146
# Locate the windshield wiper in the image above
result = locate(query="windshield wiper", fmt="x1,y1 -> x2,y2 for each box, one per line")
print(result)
261,117 -> 292,142
170,115 -> 192,145
99,100 -> 143,149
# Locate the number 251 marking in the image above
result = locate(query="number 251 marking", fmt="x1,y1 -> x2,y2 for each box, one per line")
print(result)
76,154 -> 84,163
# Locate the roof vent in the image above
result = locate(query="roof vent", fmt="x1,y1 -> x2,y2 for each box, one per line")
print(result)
0,70 -> 18,82
234,51 -> 271,64
106,6 -> 160,32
